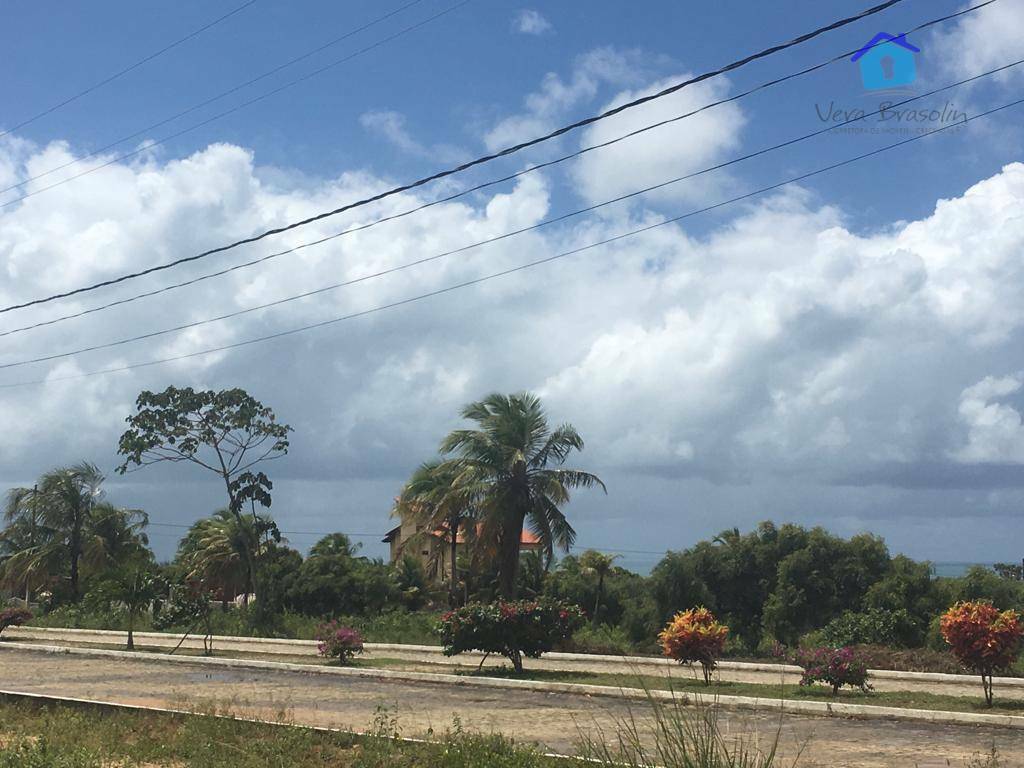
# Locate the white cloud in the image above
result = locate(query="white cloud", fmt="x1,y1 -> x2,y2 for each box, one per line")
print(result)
513,9 -> 552,36
3,124 -> 1024,559
484,48 -> 649,152
571,73 -> 746,207
951,374 -> 1024,464
359,110 -> 465,164
935,1 -> 1024,84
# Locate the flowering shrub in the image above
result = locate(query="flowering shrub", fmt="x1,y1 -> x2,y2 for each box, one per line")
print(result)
315,621 -> 364,665
0,607 -> 32,637
795,646 -> 871,695
658,607 -> 729,685
437,599 -> 584,674
940,601 -> 1024,706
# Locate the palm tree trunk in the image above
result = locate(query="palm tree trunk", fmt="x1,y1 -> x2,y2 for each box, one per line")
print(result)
448,514 -> 459,608
498,513 -> 525,600
69,509 -> 82,601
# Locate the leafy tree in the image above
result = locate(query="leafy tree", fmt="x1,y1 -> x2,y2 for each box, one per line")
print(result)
117,386 -> 292,597
659,607 -> 729,685
290,533 -> 397,616
395,459 -> 475,607
440,392 -> 604,599
941,601 -> 1024,706
579,550 -> 620,627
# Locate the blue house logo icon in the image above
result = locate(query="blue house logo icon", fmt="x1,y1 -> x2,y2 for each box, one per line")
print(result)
851,33 -> 920,91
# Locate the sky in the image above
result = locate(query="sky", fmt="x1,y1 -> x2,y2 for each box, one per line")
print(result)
2,0 -> 1024,571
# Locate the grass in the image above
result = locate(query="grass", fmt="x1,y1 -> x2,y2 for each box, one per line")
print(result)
0,697 -> 560,767
0,694 -> 793,768
27,606 -> 442,645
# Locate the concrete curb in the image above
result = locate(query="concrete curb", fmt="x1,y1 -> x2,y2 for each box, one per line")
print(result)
4,641 -> 1024,731
10,625 -> 1024,688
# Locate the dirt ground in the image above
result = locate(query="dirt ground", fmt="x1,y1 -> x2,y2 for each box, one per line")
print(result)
10,628 -> 1020,700
1,647 -> 1022,767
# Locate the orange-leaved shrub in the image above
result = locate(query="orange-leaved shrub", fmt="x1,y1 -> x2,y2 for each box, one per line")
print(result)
658,607 -> 729,685
940,600 -> 1024,707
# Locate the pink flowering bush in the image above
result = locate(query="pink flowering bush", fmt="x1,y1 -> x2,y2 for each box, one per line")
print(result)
0,607 -> 32,637
437,599 -> 584,674
795,646 -> 872,696
315,621 -> 364,665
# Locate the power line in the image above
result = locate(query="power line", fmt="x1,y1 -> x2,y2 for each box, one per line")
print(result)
3,58 -> 1017,371
144,520 -> 670,555
0,0 -> 994,341
0,1 -> 258,140
0,0 -> 912,315
3,93 -> 1020,391
0,0 -> 470,212
0,0 -> 429,198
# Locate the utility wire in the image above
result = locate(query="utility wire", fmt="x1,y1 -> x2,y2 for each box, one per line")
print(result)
3,93 -> 1020,391
0,0 -> 994,341
0,1 -> 257,140
0,0 -> 913,315
0,0 -> 428,197
0,0 -> 470,212
3,58 -> 1017,370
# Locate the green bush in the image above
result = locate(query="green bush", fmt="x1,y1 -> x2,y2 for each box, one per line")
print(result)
438,599 -> 584,673
819,608 -> 922,648
566,623 -> 637,656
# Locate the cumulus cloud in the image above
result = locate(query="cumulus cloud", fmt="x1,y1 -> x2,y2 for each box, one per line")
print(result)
570,73 -> 746,207
3,127 -> 1024,559
513,9 -> 552,35
951,374 -> 1024,464
935,1 -> 1024,84
483,48 -> 651,152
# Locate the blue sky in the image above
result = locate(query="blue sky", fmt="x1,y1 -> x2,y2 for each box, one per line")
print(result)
2,0 -> 1024,568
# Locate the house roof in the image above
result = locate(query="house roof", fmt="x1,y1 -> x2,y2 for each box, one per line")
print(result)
851,32 -> 920,63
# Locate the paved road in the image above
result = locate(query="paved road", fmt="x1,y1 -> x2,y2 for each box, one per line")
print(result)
1,647 -> 1022,767
11,627 -> 1020,700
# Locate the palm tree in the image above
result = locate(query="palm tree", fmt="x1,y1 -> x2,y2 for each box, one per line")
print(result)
440,392 -> 605,599
84,503 -> 150,573
579,550 -> 620,626
1,486 -> 56,603
177,509 -> 276,605
37,462 -> 105,600
395,459 -> 475,607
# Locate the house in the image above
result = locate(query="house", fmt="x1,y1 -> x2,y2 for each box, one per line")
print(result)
383,508 -> 542,583
851,32 -> 920,91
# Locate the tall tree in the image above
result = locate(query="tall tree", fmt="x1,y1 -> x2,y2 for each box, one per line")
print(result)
579,550 -> 620,627
177,509 -> 277,605
440,392 -> 604,599
2,486 -> 50,602
116,386 -> 291,598
37,462 -> 105,600
395,459 -> 475,607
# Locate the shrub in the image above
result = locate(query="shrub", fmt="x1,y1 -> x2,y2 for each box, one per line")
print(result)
0,607 -> 32,637
940,600 -> 1024,706
315,620 -> 364,665
819,608 -> 921,648
658,607 -> 729,685
437,599 -> 583,674
795,646 -> 871,695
